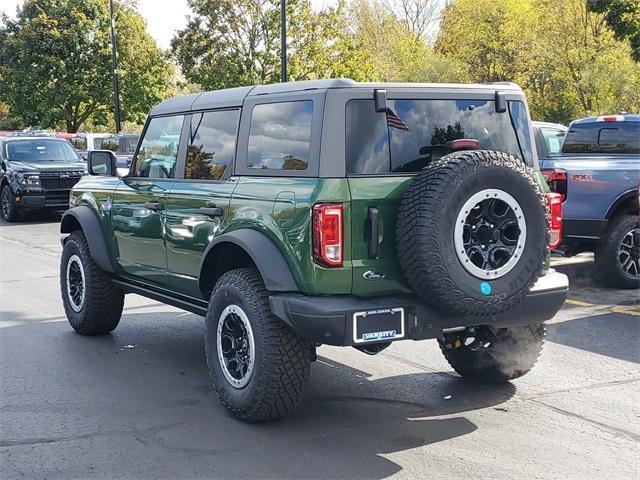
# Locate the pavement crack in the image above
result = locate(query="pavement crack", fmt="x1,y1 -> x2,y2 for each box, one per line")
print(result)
527,398 -> 640,443
520,377 -> 640,401
0,421 -> 192,448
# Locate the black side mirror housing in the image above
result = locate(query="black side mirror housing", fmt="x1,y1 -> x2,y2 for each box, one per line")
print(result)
374,89 -> 387,112
87,150 -> 117,176
495,91 -> 507,113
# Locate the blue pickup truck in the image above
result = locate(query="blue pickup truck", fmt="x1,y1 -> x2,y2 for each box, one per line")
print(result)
536,115 -> 639,289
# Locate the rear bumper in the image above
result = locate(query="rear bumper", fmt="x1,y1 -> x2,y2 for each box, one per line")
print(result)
270,270 -> 569,346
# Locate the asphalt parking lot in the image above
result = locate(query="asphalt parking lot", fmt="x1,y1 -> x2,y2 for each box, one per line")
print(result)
1,213 -> 638,479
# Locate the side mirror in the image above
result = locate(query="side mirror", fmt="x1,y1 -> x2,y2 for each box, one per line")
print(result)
87,150 -> 117,176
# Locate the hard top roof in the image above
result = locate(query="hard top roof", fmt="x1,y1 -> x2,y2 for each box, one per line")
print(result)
532,120 -> 567,129
571,114 -> 640,125
1,135 -> 70,142
149,78 -> 525,116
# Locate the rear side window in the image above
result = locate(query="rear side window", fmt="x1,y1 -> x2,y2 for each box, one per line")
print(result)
562,122 -> 640,154
540,127 -> 566,155
247,101 -> 313,171
70,137 -> 87,150
122,136 -> 138,154
133,115 -> 184,178
346,99 -> 531,174
185,109 -> 240,180
101,137 -> 119,152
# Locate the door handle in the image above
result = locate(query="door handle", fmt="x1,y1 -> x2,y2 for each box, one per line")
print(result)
367,207 -> 380,259
199,205 -> 224,218
143,201 -> 165,212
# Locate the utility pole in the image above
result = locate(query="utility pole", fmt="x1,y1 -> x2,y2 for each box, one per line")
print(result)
280,0 -> 287,82
109,0 -> 122,133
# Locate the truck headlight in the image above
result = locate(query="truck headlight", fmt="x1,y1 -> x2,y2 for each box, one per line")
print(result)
16,173 -> 41,187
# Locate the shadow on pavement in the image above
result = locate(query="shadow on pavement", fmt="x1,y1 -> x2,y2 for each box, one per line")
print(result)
0,209 -> 63,227
1,309 -> 517,479
547,312 -> 640,364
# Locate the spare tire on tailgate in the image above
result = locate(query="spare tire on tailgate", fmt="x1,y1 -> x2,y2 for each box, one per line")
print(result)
396,150 -> 548,316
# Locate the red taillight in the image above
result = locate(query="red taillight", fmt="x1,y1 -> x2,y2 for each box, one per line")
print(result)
312,203 -> 343,267
541,168 -> 567,202
597,115 -> 624,122
546,192 -> 563,250
451,138 -> 480,150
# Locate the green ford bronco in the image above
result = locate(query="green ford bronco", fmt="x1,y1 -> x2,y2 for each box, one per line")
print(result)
60,79 -> 568,422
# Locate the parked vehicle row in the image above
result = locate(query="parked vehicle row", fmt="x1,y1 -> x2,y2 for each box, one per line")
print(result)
59,79 -> 568,422
69,133 -> 140,175
534,116 -> 640,289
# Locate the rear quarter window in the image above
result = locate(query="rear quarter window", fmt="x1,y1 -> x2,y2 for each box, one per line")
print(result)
562,122 -> 640,154
247,101 -> 313,171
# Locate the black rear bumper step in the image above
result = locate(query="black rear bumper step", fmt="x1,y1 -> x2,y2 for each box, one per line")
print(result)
269,270 -> 568,346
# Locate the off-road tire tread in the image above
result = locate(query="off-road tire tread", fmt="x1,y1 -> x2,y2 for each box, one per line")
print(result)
439,323 -> 546,383
60,231 -> 124,335
207,268 -> 311,422
595,214 -> 640,289
2,184 -> 18,222
396,150 -> 549,316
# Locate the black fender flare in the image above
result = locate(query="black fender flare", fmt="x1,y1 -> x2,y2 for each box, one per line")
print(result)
60,206 -> 115,273
605,189 -> 639,219
199,229 -> 299,293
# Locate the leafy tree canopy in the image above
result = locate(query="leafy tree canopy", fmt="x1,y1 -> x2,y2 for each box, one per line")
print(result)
436,0 -> 640,123
0,0 -> 172,132
589,0 -> 640,61
171,0 -> 367,89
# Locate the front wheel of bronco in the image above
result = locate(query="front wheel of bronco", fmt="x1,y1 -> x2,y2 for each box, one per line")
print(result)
438,323 -> 545,383
60,231 -> 124,335
205,268 -> 311,422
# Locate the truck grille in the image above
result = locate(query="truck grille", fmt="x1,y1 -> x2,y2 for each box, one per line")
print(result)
39,172 -> 83,191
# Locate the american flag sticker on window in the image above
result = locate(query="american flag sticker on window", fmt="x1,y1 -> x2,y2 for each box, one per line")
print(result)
386,108 -> 410,132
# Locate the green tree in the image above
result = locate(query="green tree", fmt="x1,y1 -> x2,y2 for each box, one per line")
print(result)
0,0 -> 172,132
589,0 -> 640,61
435,0 -> 640,123
172,0 -> 367,90
349,0 -> 466,83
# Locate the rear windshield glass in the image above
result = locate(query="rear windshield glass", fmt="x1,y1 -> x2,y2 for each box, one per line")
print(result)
5,139 -> 80,163
562,122 -> 640,154
346,99 -> 533,174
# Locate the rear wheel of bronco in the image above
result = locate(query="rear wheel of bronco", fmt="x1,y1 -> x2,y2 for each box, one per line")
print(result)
396,150 -> 548,316
205,268 -> 311,422
60,231 -> 124,335
595,215 -> 640,289
439,323 -> 545,383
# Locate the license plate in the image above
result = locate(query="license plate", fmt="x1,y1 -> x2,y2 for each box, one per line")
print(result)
353,308 -> 405,344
